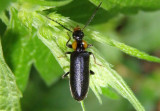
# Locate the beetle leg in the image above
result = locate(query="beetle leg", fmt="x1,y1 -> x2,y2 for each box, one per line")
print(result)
90,70 -> 95,75
65,52 -> 72,55
64,52 -> 72,57
58,52 -> 71,58
66,32 -> 72,48
89,52 -> 102,66
62,72 -> 70,79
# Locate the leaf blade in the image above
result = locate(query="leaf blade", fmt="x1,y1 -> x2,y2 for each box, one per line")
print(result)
88,31 -> 160,63
16,4 -> 147,111
112,40 -> 160,63
0,39 -> 21,111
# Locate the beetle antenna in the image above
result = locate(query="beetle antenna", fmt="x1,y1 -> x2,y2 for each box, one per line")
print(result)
46,16 -> 73,33
82,2 -> 102,31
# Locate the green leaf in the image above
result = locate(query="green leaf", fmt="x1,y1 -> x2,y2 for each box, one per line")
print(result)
90,0 -> 160,21
89,48 -> 145,111
2,29 -> 34,92
2,29 -> 63,91
88,31 -> 160,63
0,39 -> 21,111
16,8 -> 145,110
55,0 -> 108,24
112,40 -> 160,63
25,0 -> 72,7
14,0 -> 72,12
2,7 -> 33,91
12,1 -> 160,110
55,0 -> 160,25
2,8 -> 63,91
91,0 -> 160,10
0,11 -> 9,26
33,36 -> 64,86
101,87 -> 119,99
0,0 -> 13,13
6,0 -> 160,110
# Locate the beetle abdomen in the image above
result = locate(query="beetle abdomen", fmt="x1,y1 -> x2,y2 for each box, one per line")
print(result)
70,51 -> 90,101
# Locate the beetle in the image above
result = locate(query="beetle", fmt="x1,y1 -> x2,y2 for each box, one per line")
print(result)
47,2 -> 102,101
62,27 -> 96,101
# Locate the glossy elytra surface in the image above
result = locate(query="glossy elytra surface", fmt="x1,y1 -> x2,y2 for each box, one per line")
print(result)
70,51 -> 90,101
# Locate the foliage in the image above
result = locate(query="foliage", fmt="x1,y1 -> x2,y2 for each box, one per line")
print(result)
0,39 -> 21,111
0,0 -> 160,111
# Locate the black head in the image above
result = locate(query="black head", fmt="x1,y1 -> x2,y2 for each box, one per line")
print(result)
73,27 -> 84,41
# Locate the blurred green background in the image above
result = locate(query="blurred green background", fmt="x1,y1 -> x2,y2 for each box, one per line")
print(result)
1,0 -> 160,111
